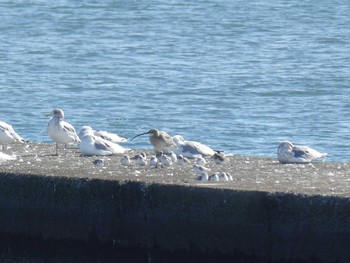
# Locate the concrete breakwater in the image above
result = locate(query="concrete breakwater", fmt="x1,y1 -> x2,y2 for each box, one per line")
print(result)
0,143 -> 350,262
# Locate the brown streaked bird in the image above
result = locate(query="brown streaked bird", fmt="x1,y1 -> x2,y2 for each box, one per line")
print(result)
131,128 -> 177,153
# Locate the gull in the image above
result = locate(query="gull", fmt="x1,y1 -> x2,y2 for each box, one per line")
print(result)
0,152 -> 16,163
172,135 -> 215,158
79,126 -> 127,144
79,129 -> 127,156
0,120 -> 24,150
131,128 -> 176,153
277,141 -> 328,164
47,109 -> 80,155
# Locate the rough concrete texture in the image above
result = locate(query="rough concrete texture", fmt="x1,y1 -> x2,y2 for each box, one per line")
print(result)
0,143 -> 350,262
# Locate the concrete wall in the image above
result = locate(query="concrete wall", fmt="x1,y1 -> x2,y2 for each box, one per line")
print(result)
0,172 -> 349,262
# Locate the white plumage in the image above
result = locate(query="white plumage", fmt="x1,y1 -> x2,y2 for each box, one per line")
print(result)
156,152 -> 173,167
209,173 -> 220,182
79,126 -> 127,144
199,172 -> 209,182
79,129 -> 127,156
177,154 -> 191,166
0,120 -> 24,149
277,141 -> 327,164
120,155 -> 131,166
173,135 -> 215,158
0,152 -> 17,163
150,156 -> 158,167
131,153 -> 148,166
47,109 -> 80,155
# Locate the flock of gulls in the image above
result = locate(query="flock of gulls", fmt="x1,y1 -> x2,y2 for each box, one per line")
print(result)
1,109 -> 328,181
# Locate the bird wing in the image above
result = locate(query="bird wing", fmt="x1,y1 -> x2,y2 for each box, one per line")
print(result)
95,130 -> 127,143
188,141 -> 214,156
160,132 -> 176,147
62,122 -> 80,142
0,121 -> 8,132
95,139 -> 113,151
292,146 -> 317,160
62,122 -> 76,134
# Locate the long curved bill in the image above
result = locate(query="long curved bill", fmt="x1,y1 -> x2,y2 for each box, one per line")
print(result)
131,131 -> 150,141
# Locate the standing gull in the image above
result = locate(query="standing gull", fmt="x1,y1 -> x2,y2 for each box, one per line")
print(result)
172,135 -> 215,158
0,120 -> 24,150
79,129 -> 128,156
79,126 -> 127,144
47,109 -> 81,155
277,141 -> 327,164
131,128 -> 176,153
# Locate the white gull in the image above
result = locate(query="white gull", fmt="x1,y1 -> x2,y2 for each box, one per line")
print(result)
172,135 -> 215,158
79,126 -> 127,144
47,109 -> 80,155
79,129 -> 128,156
277,141 -> 327,164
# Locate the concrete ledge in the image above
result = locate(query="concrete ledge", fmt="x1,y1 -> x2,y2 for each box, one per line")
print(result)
0,171 -> 349,262
1,143 -> 350,262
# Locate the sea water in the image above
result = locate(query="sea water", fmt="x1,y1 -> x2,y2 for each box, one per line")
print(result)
1,0 -> 350,161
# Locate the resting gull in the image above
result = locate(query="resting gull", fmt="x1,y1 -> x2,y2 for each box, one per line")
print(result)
79,129 -> 128,156
79,126 -> 127,144
172,135 -> 215,158
277,141 -> 327,164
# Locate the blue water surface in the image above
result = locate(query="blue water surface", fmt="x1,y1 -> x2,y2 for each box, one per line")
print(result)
1,0 -> 350,161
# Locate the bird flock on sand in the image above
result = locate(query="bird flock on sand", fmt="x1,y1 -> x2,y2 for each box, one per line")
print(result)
1,109 -> 328,181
